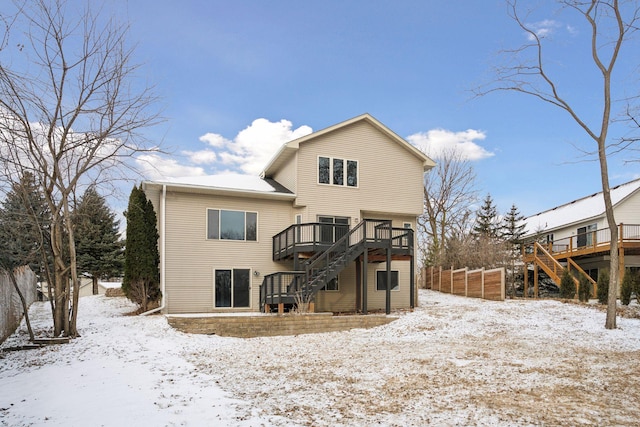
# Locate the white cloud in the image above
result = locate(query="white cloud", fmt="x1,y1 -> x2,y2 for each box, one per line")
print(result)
136,153 -> 206,180
526,19 -> 561,41
226,118 -> 313,174
136,118 -> 313,180
406,129 -> 493,161
183,150 -> 217,164
199,133 -> 231,147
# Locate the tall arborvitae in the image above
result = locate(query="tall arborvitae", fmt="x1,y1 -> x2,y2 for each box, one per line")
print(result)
73,186 -> 124,295
473,194 -> 500,238
122,185 -> 160,312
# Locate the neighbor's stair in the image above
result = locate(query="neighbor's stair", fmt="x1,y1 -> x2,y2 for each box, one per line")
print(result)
531,242 -> 596,293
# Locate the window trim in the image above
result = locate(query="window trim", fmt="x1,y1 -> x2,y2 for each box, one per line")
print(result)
317,155 -> 358,188
376,270 -> 400,292
213,267 -> 252,309
206,208 -> 258,242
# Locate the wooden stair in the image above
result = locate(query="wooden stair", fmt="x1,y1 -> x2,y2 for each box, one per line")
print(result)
531,242 -> 597,296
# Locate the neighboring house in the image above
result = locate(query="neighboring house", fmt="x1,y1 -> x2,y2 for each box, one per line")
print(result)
522,178 -> 640,294
143,114 -> 435,314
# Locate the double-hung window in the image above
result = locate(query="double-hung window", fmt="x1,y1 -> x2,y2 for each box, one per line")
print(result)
207,209 -> 257,241
318,156 -> 358,187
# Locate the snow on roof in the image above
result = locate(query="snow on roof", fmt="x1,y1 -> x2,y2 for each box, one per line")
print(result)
524,178 -> 640,236
162,173 -> 284,193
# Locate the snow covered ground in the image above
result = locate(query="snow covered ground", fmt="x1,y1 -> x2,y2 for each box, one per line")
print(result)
1,290 -> 640,426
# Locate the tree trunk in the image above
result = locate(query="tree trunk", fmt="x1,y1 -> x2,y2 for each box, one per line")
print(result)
92,276 -> 99,295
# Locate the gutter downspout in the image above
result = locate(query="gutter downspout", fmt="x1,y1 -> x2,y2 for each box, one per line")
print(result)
141,184 -> 166,316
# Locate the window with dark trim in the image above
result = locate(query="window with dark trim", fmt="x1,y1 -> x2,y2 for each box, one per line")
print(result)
318,156 -> 358,187
207,209 -> 257,241
376,270 -> 399,291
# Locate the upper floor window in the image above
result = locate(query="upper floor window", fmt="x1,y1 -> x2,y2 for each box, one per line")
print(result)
318,156 -> 358,187
207,209 -> 257,241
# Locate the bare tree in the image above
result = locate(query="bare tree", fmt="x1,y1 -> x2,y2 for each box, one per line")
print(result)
476,0 -> 640,329
417,148 -> 478,267
0,0 -> 160,337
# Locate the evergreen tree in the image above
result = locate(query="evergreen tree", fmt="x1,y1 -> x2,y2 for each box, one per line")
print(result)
122,185 -> 160,312
597,269 -> 609,305
620,269 -> 634,306
73,186 -> 124,295
559,269 -> 576,299
0,172 -> 52,282
501,203 -> 526,298
578,274 -> 592,303
473,194 -> 500,238
501,204 -> 526,244
0,172 -> 51,340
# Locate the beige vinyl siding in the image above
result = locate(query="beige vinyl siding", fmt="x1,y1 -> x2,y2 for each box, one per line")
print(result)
314,265 -> 357,312
614,191 -> 640,226
368,261 -> 412,311
162,190 -> 293,313
295,120 -> 425,221
272,153 -> 297,193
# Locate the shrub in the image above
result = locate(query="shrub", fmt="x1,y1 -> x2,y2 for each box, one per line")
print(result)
621,270 -> 634,306
578,274 -> 592,303
597,269 -> 609,305
559,269 -> 576,299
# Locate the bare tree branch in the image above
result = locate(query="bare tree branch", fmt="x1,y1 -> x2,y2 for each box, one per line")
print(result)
0,0 -> 161,337
476,0 -> 640,329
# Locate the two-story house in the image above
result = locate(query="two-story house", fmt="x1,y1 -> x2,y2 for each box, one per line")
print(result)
142,114 -> 435,314
522,178 -> 640,295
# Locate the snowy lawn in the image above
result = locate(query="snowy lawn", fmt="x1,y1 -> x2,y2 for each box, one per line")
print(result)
1,290 -> 640,426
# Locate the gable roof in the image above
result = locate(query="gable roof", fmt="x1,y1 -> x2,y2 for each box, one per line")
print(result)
523,177 -> 640,236
261,113 -> 436,178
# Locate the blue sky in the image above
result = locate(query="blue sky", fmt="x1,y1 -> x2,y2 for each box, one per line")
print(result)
14,0 -> 640,218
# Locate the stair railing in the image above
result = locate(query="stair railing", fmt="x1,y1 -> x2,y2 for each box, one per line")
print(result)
303,219 -> 392,296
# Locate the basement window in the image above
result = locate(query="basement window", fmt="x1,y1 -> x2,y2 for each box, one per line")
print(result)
376,270 -> 399,291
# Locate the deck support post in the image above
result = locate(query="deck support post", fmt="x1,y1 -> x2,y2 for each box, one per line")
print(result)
355,257 -> 362,312
385,245 -> 391,315
409,254 -> 415,309
278,303 -> 284,314
523,261 -> 529,298
363,248 -> 368,314
533,264 -> 539,299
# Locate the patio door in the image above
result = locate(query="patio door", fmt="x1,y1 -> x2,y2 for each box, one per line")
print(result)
319,216 -> 349,244
577,224 -> 597,248
214,268 -> 250,308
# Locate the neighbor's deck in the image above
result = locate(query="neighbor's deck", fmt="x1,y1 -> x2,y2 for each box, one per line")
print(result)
523,224 -> 640,263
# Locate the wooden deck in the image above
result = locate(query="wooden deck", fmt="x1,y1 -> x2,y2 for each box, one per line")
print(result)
522,224 -> 640,298
523,223 -> 640,263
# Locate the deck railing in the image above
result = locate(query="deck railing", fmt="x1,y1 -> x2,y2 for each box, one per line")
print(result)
263,220 -> 414,310
259,271 -> 305,310
272,220 -> 414,260
524,223 -> 640,258
272,222 -> 349,260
